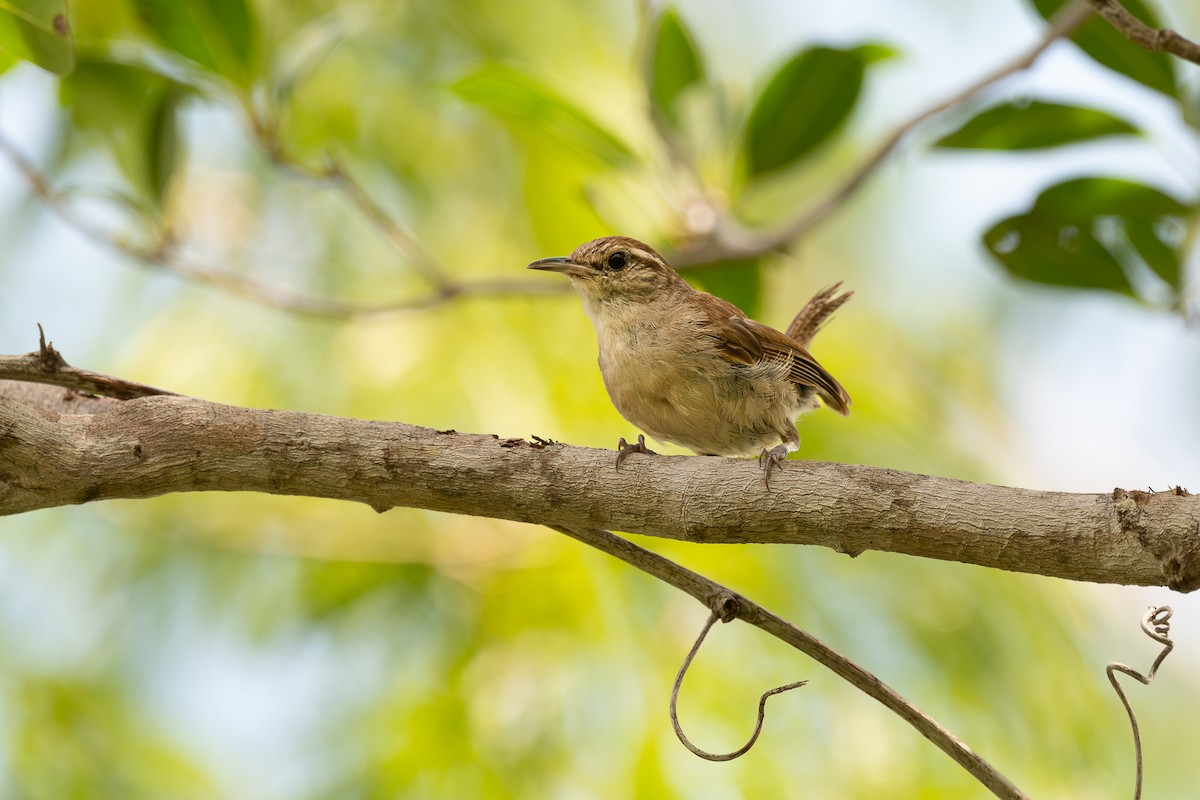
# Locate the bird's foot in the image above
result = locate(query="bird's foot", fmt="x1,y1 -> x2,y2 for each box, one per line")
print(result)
758,445 -> 789,489
615,434 -> 656,470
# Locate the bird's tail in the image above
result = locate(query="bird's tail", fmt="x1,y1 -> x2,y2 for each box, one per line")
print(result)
786,282 -> 852,349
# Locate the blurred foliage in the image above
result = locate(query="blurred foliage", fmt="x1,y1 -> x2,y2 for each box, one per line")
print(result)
0,0 -> 1198,798
0,0 -> 73,75
647,8 -> 704,132
984,177 -> 1190,295
933,100 -> 1140,150
743,44 -> 893,180
1030,0 -> 1177,97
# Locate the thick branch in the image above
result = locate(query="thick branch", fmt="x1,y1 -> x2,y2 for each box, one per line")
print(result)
2,382 -> 1197,591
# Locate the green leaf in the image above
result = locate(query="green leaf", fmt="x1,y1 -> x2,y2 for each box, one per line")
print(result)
743,45 -> 883,179
0,0 -> 74,75
130,0 -> 255,85
1029,0 -> 1175,97
983,177 -> 1193,294
60,61 -> 184,209
649,9 -> 705,129
146,84 -> 182,206
690,259 -> 763,321
451,63 -> 634,167
934,101 -> 1139,150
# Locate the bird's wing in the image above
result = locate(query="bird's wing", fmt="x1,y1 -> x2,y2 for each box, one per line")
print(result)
715,314 -> 851,416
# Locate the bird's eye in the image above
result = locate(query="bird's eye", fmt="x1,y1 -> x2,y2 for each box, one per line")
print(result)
607,251 -> 628,270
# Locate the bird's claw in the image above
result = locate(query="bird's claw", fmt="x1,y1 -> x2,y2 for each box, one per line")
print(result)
758,445 -> 789,489
616,434 -> 656,470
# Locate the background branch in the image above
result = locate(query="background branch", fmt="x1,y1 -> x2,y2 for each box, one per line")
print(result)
1086,0 -> 1200,65
555,525 -> 1026,800
1,371 -> 1196,592
0,2 -> 1093,309
0,130 -> 565,319
670,0 -> 1093,266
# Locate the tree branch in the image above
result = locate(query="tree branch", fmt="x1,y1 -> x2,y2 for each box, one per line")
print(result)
0,3 -> 1093,309
0,130 -> 566,319
670,0 -> 1094,266
1086,0 -> 1200,65
555,525 -> 1026,799
1,375 -> 1197,592
0,326 -> 177,400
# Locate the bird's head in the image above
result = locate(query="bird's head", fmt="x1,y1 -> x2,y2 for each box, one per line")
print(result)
528,236 -> 682,303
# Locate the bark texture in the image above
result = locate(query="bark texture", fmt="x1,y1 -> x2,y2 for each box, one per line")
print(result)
2,382 -> 1197,591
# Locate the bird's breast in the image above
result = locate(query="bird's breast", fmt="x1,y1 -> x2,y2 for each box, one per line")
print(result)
582,298 -> 806,455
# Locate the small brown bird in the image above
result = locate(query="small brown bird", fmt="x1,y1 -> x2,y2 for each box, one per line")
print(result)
529,236 -> 851,484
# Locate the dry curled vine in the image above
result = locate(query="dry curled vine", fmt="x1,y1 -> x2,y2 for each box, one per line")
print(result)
550,526 -> 1027,799
1107,605 -> 1175,800
669,609 -> 807,761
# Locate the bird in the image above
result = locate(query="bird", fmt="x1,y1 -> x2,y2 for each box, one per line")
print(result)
528,235 -> 850,485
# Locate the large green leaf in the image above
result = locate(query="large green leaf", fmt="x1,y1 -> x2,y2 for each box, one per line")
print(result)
0,0 -> 73,75
130,0 -> 256,85
984,177 -> 1193,295
934,101 -> 1139,150
1029,0 -> 1175,97
451,63 -> 634,167
59,61 -> 184,210
649,9 -> 704,130
743,44 -> 891,179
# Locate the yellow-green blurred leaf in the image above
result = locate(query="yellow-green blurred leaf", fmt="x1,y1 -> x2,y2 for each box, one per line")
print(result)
648,8 -> 704,130
451,63 -> 634,167
130,0 -> 256,85
59,60 -> 184,210
0,0 -> 74,75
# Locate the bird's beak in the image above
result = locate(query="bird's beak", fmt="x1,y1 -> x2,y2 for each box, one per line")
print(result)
527,256 -> 591,278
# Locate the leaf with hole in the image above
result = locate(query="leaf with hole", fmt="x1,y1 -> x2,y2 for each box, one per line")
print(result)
934,101 -> 1139,150
983,177 -> 1193,295
0,0 -> 73,75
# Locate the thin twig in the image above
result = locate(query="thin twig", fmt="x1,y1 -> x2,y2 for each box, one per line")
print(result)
0,325 -> 178,400
671,0 -> 1093,267
0,129 -> 566,318
1107,605 -> 1175,800
266,145 -> 453,289
0,2 -> 1095,309
669,610 -> 807,761
551,525 -> 1028,800
1086,0 -> 1200,65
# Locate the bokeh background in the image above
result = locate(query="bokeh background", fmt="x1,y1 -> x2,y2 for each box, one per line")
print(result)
1,0 -> 1199,797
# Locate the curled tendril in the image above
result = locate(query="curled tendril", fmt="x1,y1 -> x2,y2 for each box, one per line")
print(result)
670,610 -> 807,761
1106,605 -> 1174,800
